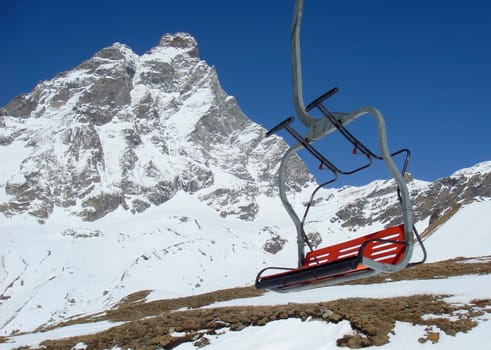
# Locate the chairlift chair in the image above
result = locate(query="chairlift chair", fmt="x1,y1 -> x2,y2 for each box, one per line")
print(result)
255,0 -> 425,293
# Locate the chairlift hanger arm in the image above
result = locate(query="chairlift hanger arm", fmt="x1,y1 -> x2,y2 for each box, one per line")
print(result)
291,0 -> 316,128
291,1 -> 356,142
255,0 -> 424,292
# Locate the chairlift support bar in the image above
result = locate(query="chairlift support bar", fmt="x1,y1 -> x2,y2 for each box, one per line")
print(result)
289,0 -> 414,269
255,0 -> 417,291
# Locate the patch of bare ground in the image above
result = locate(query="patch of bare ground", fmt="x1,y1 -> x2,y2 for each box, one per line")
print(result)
37,295 -> 491,350
43,286 -> 264,330
23,256 -> 491,350
345,255 -> 491,285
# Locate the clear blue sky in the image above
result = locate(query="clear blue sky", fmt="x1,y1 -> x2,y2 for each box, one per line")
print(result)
1,0 -> 490,184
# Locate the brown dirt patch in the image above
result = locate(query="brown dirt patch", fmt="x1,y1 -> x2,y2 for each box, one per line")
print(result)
38,295 -> 490,350
46,286 -> 263,331
346,255 -> 491,285
14,256 -> 491,349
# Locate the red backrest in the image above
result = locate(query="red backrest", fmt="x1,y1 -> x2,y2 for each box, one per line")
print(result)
303,224 -> 406,268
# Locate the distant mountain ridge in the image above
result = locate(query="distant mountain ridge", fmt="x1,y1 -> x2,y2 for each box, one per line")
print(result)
329,161 -> 491,230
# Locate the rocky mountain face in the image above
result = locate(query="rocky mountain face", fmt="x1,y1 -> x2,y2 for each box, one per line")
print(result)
0,33 -> 311,222
0,32 -> 490,230
327,162 -> 491,231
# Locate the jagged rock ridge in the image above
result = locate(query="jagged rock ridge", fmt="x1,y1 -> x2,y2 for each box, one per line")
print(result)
1,32 -> 490,230
326,162 -> 491,230
0,33 -> 312,221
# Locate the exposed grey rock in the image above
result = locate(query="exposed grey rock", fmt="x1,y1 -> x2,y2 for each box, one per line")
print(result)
158,32 -> 199,58
262,227 -> 288,254
0,32 -> 489,229
0,89 -> 41,118
0,33 -> 311,221
306,231 -> 322,249
330,167 -> 491,230
412,170 -> 491,225
80,192 -> 123,221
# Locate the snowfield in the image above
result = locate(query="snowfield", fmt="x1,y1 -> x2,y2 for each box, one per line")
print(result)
1,199 -> 490,349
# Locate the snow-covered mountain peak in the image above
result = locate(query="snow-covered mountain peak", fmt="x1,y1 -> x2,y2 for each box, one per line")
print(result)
157,32 -> 199,58
139,33 -> 200,67
0,33 -> 311,221
92,42 -> 138,62
450,160 -> 491,178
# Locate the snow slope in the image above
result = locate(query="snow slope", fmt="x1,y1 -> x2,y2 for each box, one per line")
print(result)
0,192 -> 279,334
422,199 -> 491,262
1,171 -> 423,335
1,199 -> 490,349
